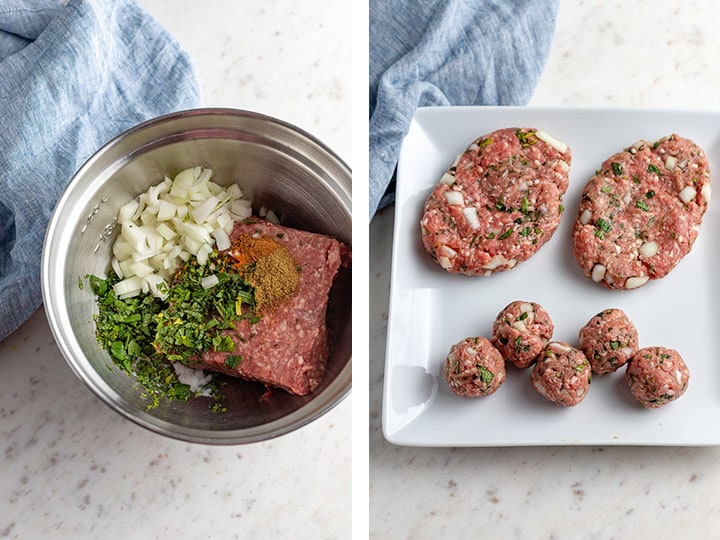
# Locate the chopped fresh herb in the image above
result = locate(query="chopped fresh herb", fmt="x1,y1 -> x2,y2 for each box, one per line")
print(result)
479,137 -> 493,148
609,340 -> 621,351
646,190 -> 655,199
514,335 -> 530,353
224,354 -> 242,368
611,162 -> 623,175
515,129 -> 537,147
601,185 -> 613,194
486,232 -> 496,240
519,227 -> 532,237
88,253 -> 257,410
632,175 -> 640,184
477,364 -> 495,384
520,196 -> 530,214
647,163 -> 662,175
558,204 -> 565,215
517,311 -> 529,321
498,228 -> 513,240
495,197 -> 508,212
594,218 -> 612,239
635,200 -> 649,212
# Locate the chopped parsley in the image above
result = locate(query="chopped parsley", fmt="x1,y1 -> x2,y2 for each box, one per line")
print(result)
594,218 -> 612,239
520,196 -> 530,214
224,355 -> 243,368
635,200 -> 649,212
498,228 -> 513,240
611,162 -> 623,176
87,254 -> 257,410
515,129 -> 537,147
477,364 -> 495,384
647,163 -> 662,175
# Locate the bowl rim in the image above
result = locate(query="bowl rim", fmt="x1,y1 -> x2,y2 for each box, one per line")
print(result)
41,107 -> 352,445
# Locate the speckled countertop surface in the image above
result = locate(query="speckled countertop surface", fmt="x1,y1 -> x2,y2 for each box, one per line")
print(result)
370,1 -> 720,538
0,1 -> 350,539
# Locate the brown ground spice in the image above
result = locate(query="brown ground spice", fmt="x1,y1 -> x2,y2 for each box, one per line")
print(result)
225,234 -> 299,312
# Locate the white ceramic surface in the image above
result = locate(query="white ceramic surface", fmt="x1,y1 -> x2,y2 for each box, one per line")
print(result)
384,106 -> 720,446
0,1 -> 351,538
371,1 -> 720,538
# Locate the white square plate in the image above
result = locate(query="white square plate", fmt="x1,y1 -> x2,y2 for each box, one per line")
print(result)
383,106 -> 720,446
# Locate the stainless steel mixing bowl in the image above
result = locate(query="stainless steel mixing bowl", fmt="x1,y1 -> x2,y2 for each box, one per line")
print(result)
41,108 -> 352,444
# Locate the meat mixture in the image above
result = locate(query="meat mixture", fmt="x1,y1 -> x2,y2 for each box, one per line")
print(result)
421,127 -> 571,275
491,300 -> 554,369
193,218 -> 347,396
531,341 -> 591,407
578,308 -> 639,375
625,346 -> 689,408
572,134 -> 711,290
444,336 -> 506,398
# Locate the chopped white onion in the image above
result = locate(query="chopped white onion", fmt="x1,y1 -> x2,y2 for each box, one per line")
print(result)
483,254 -> 509,270
535,130 -> 568,153
625,275 -> 649,289
639,241 -> 658,258
665,156 -> 677,171
440,172 -> 456,186
462,207 -> 481,229
579,209 -> 592,225
444,191 -> 464,206
201,274 -> 219,289
679,185 -> 697,203
550,342 -> 572,353
702,183 -> 711,203
109,167 -> 253,298
113,276 -> 143,297
511,320 -> 527,332
591,264 -> 606,283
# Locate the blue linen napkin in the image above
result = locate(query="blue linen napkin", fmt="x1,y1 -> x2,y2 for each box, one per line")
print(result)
0,0 -> 200,341
369,0 -> 559,219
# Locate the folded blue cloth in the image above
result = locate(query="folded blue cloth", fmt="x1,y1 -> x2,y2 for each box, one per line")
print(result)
369,0 -> 559,219
0,0 -> 200,341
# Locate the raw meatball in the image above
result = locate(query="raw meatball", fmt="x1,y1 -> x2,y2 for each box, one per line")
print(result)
491,300 -> 554,369
531,341 -> 591,407
421,127 -> 571,275
578,308 -> 639,374
444,337 -> 506,398
625,347 -> 689,408
572,134 -> 710,290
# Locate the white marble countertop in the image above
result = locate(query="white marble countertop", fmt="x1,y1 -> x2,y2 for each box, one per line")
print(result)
0,2 -> 350,539
370,1 -> 720,537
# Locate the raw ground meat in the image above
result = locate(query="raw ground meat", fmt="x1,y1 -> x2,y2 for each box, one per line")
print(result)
572,134 -> 710,290
491,300 -> 554,369
444,336 -> 506,398
192,218 -> 347,396
531,341 -> 591,407
625,346 -> 689,408
421,127 -> 571,276
578,308 -> 639,375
